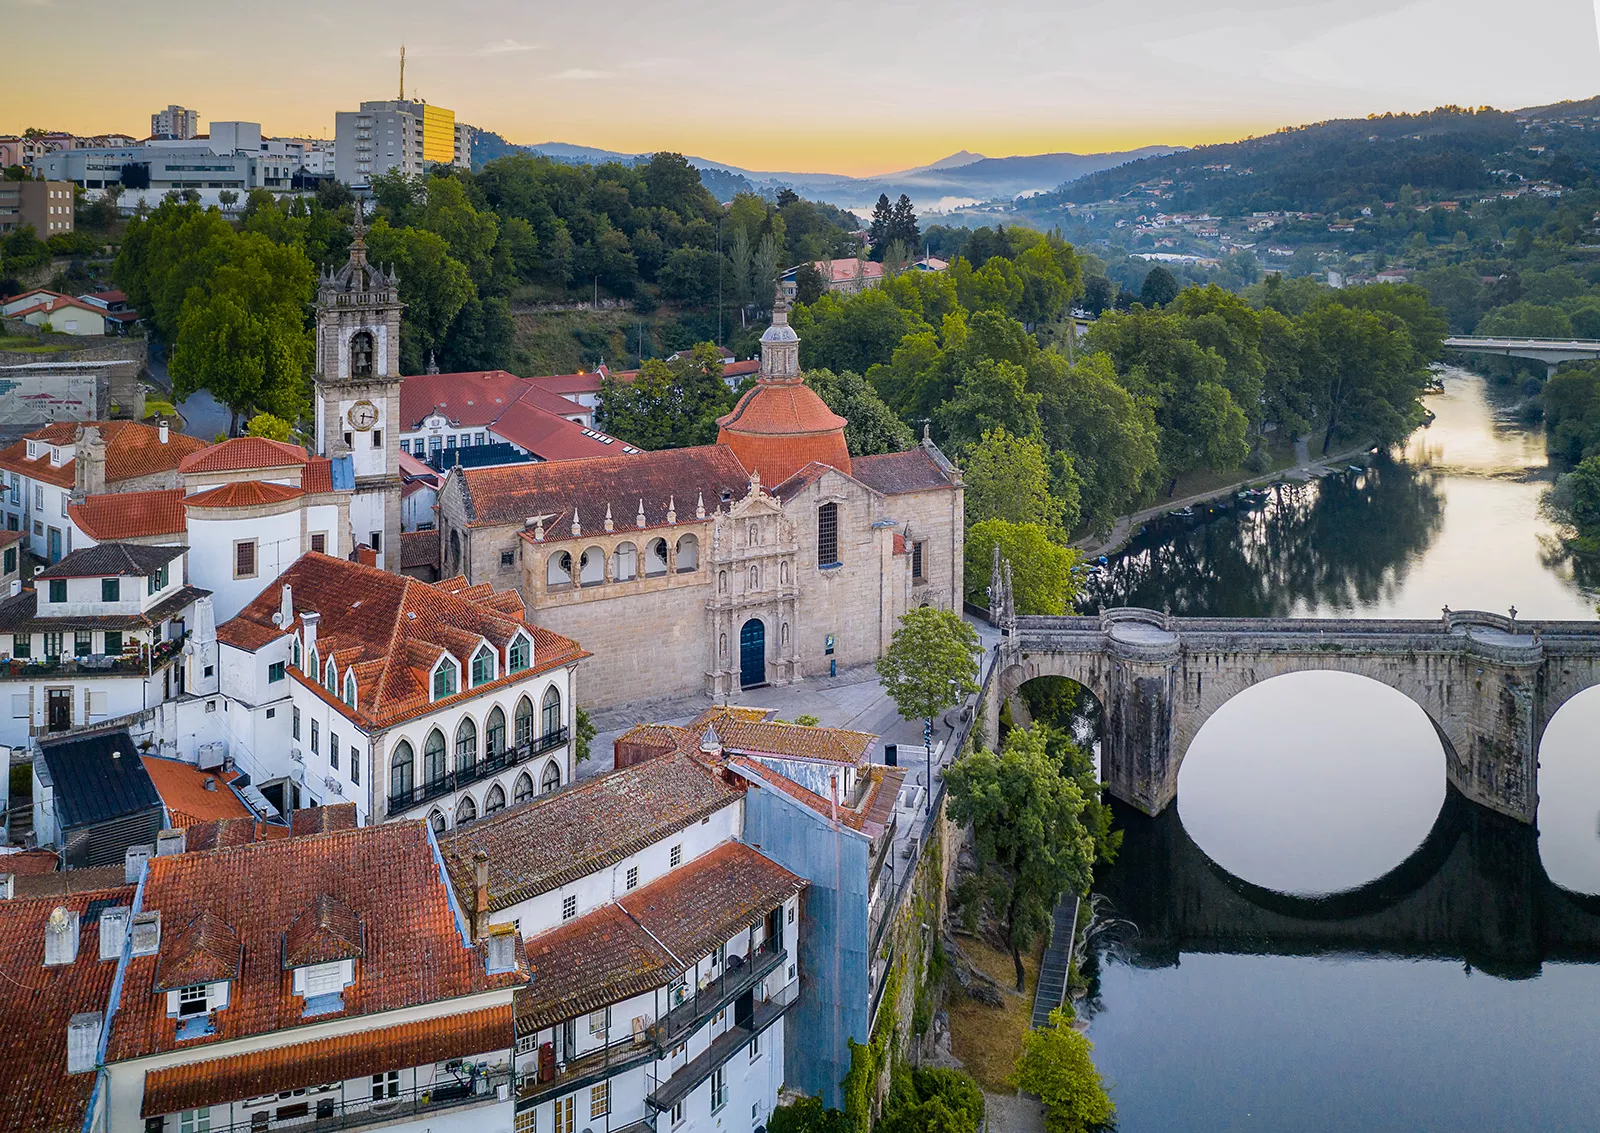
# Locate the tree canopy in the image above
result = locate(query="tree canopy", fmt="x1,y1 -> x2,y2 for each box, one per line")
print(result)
876,607 -> 980,726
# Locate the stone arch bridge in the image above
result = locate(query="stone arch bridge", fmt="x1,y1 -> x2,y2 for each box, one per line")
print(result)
987,607 -> 1600,824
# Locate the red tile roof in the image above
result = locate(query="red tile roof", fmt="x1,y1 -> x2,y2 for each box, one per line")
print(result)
140,1004 -> 514,1116
178,437 -> 309,473
458,444 -> 749,530
851,447 -> 955,495
0,528 -> 23,550
438,752 -> 743,913
716,378 -> 851,486
524,370 -> 611,398
282,894 -> 364,968
140,757 -> 253,828
0,421 -> 208,490
154,908 -> 243,990
489,396 -> 635,462
184,480 -> 305,509
0,886 -> 136,1133
67,489 -> 187,541
401,529 -> 440,570
514,842 -> 802,1033
692,713 -> 876,766
217,553 -> 586,729
401,370 -> 532,430
106,821 -> 525,1063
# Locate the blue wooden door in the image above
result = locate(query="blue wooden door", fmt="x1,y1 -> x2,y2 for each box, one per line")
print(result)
739,619 -> 766,688
48,527 -> 62,563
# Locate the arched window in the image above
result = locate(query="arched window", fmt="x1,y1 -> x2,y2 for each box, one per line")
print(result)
513,772 -> 535,805
485,783 -> 506,814
818,502 -> 839,566
423,729 -> 447,787
514,696 -> 534,748
645,538 -> 669,576
546,550 -> 572,587
507,634 -> 531,673
449,529 -> 462,572
541,761 -> 561,794
613,541 -> 638,582
541,685 -> 562,740
579,546 -> 605,587
456,795 -> 477,826
292,637 -> 301,670
486,706 -> 506,757
350,330 -> 375,378
390,741 -> 414,804
470,645 -> 495,687
675,534 -> 699,572
343,672 -> 357,708
325,658 -> 338,693
456,718 -> 478,777
429,809 -> 447,836
307,647 -> 320,681
432,658 -> 458,700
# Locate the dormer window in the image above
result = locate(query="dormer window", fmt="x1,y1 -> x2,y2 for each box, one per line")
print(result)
507,634 -> 531,674
292,637 -> 302,669
470,645 -> 494,687
285,895 -> 363,1017
25,440 -> 37,460
343,672 -> 357,708
177,984 -> 209,1018
145,562 -> 170,595
324,658 -> 337,693
307,648 -> 320,681
432,658 -> 458,700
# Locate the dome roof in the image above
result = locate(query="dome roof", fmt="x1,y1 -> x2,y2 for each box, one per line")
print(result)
716,379 -> 851,486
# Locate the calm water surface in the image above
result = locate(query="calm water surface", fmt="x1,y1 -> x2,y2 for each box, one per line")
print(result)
1079,370 -> 1600,1131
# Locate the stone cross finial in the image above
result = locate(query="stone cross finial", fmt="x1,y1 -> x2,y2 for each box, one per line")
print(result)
749,468 -> 762,494
603,503 -> 614,533
425,350 -> 439,375
570,508 -> 581,537
696,491 -> 706,519
667,496 -> 677,524
636,499 -> 646,528
533,516 -> 545,541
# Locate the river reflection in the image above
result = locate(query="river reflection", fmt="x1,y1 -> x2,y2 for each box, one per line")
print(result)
1080,371 -> 1600,1130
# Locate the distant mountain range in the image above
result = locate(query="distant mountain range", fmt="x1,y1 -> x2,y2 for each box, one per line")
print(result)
470,132 -> 1183,213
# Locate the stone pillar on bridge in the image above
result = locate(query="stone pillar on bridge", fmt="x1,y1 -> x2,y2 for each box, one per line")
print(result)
1097,615 -> 1184,816
1436,634 -> 1544,824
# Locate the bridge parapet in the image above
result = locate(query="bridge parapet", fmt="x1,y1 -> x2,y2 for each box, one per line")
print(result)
1097,606 -> 1174,632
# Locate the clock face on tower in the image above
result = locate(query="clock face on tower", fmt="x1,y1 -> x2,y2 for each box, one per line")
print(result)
348,400 -> 379,431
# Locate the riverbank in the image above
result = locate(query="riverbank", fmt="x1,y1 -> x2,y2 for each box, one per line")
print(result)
1073,438 -> 1379,561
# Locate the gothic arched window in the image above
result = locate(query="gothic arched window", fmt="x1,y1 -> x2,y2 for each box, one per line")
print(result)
513,772 -> 535,804
350,330 -> 375,378
541,761 -> 561,794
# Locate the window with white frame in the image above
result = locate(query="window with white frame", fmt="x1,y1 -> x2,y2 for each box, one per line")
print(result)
750,1029 -> 761,1061
590,1081 -> 609,1119
562,895 -> 577,921
470,645 -> 494,687
179,1108 -> 211,1133
588,1008 -> 607,1036
626,866 -> 638,890
710,1067 -> 728,1113
372,1071 -> 399,1100
177,984 -> 210,1018
432,657 -> 458,699
670,844 -> 682,868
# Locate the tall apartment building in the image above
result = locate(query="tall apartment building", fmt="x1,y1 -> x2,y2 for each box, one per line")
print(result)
150,104 -> 199,140
334,100 -> 470,186
0,180 -> 75,236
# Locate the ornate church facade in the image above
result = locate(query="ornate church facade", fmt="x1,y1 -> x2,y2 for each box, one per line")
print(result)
433,294 -> 965,708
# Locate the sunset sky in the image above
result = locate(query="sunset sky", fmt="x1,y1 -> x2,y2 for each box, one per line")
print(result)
7,0 -> 1599,175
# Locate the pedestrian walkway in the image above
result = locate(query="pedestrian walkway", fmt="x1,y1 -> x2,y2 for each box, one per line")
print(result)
1029,894 -> 1080,1029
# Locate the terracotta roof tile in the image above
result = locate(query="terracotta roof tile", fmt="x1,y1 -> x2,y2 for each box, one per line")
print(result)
289,803 -> 359,837
400,370 -> 532,430
106,822 -> 526,1063
0,421 -> 208,490
217,553 -> 586,730
35,543 -> 183,580
302,457 -> 334,494
515,905 -> 673,1033
458,444 -> 748,530
184,480 -> 305,508
489,396 -> 636,462
283,894 -> 364,968
0,887 -> 136,1133
67,489 -> 187,541
438,753 -> 743,912
178,437 -> 310,474
0,849 -> 66,875
139,756 -> 252,828
140,1004 -> 514,1116
851,448 -> 955,494
154,908 -> 243,990
716,376 -> 851,487
617,841 -> 804,964
691,713 -> 876,766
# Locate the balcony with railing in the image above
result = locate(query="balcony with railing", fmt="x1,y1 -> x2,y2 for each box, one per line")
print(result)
183,1068 -> 512,1133
387,727 -> 569,814
644,980 -> 799,1112
516,1029 -> 655,1106
647,936 -> 785,1053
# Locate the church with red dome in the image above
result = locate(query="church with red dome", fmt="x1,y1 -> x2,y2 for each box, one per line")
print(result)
436,287 -> 965,707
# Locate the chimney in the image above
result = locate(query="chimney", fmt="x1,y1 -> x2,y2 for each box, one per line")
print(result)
156,828 -> 186,857
66,1012 -> 101,1074
124,844 -> 153,884
44,906 -> 80,965
356,544 -> 378,568
157,418 -> 170,445
8,580 -> 19,597
279,584 -> 293,627
74,425 -> 106,499
128,911 -> 161,956
0,873 -> 12,900
472,851 -> 490,939
99,906 -> 130,960
301,610 -> 319,663
485,922 -> 516,974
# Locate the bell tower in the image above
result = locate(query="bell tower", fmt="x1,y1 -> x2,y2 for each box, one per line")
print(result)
313,205 -> 406,570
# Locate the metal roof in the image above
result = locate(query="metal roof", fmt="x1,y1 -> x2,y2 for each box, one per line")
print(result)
39,730 -> 163,830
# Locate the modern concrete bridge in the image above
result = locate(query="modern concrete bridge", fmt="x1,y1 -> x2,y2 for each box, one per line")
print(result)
1443,335 -> 1600,377
1097,791 -> 1600,977
986,606 -> 1600,825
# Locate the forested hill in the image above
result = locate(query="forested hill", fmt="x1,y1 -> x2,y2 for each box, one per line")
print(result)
1034,107 -> 1533,214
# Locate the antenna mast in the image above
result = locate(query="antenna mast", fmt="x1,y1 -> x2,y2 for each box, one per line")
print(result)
399,44 -> 406,100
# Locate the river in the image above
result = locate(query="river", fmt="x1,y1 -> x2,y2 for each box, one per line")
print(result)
1076,369 -> 1600,1132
